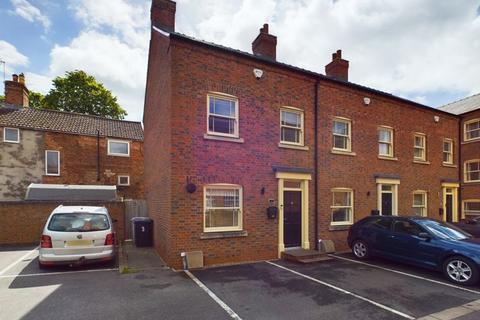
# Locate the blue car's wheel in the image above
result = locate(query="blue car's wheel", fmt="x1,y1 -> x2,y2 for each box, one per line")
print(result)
352,240 -> 370,260
443,256 -> 479,286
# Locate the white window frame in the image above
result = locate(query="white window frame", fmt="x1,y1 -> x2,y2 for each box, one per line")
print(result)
206,92 -> 239,138
3,127 -> 20,143
412,191 -> 428,217
443,138 -> 454,165
45,150 -> 60,176
204,184 -> 243,232
330,188 -> 354,226
107,139 -> 130,157
117,175 -> 130,186
378,126 -> 394,157
464,159 -> 480,183
413,133 -> 426,161
464,118 -> 480,142
280,107 -> 304,146
332,117 -> 352,152
463,200 -> 480,219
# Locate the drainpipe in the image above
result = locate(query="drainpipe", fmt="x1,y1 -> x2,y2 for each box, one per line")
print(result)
97,130 -> 100,181
314,79 -> 320,250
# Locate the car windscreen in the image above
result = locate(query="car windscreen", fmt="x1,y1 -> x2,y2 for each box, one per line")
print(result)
48,213 -> 110,232
416,219 -> 471,240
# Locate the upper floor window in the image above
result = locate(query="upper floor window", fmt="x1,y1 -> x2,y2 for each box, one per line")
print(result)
204,184 -> 242,232
464,201 -> 480,220
413,133 -> 426,161
443,139 -> 454,164
465,160 -> 480,182
412,191 -> 427,216
280,108 -> 304,145
332,118 -> 351,152
378,127 -> 394,157
108,140 -> 130,157
3,127 -> 20,143
45,150 -> 60,176
464,119 -> 480,141
207,93 -> 239,137
331,188 -> 354,225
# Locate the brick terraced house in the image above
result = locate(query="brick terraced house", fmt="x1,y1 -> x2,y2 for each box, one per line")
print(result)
1,74 -> 144,201
144,0 -> 472,269
440,94 -> 480,221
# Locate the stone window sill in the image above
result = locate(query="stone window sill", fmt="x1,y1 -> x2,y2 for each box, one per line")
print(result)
203,134 -> 244,143
200,230 -> 248,239
278,143 -> 309,151
413,159 -> 430,165
329,224 -> 351,231
461,139 -> 480,145
464,181 -> 480,185
331,149 -> 356,156
442,163 -> 457,168
378,155 -> 398,161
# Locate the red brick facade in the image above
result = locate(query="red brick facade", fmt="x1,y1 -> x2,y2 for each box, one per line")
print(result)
460,109 -> 480,216
144,0 -> 469,269
42,132 -> 144,200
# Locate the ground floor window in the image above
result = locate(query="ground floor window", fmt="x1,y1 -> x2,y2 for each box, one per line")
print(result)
331,188 -> 353,225
204,184 -> 242,232
464,201 -> 480,220
412,191 -> 427,216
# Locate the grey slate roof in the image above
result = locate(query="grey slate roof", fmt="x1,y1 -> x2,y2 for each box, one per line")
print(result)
438,93 -> 480,115
0,103 -> 143,141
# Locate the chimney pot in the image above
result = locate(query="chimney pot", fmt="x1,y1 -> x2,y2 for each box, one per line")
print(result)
12,74 -> 18,82
151,0 -> 176,32
252,23 -> 277,60
325,49 -> 349,81
18,73 -> 25,85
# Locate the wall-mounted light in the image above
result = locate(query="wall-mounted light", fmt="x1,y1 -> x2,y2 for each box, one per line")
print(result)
434,115 -> 440,123
363,97 -> 371,106
253,68 -> 263,80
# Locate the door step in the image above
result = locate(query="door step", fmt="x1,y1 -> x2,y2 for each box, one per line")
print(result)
282,249 -> 332,264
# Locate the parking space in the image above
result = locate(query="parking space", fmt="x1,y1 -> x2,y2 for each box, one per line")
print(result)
191,256 -> 480,320
3,245 -> 480,320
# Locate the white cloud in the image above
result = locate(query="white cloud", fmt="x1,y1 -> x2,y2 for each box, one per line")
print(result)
10,0 -> 51,31
175,0 -> 480,102
0,40 -> 29,67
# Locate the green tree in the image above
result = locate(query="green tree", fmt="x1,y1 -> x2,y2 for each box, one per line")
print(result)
0,95 -> 4,102
28,91 -> 45,109
43,70 -> 127,119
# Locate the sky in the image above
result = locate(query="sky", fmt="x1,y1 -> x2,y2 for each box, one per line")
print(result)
0,0 -> 479,122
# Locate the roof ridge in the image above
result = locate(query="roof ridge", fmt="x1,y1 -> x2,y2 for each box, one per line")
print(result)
1,104 -> 141,124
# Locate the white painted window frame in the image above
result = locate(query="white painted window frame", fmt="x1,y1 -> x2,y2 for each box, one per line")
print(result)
376,178 -> 399,216
412,190 -> 428,217
45,150 -> 60,176
107,139 -> 130,157
443,138 -> 454,165
332,117 -> 352,152
330,188 -> 354,226
463,200 -> 480,218
464,159 -> 480,183
3,127 -> 20,143
206,92 -> 239,138
203,184 -> 243,233
378,126 -> 394,157
279,107 -> 304,146
413,133 -> 426,161
117,175 -> 130,186
464,118 -> 480,142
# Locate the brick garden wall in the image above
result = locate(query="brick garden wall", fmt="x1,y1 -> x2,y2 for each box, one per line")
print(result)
0,201 -> 126,245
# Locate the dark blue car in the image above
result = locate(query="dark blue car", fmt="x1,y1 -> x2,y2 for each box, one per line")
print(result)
347,216 -> 480,285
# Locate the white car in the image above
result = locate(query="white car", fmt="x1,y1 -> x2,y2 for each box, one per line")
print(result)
39,205 -> 116,268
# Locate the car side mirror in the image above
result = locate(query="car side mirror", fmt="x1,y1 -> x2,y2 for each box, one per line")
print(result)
418,232 -> 431,240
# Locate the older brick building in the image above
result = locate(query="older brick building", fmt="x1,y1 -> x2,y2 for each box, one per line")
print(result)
1,75 -> 144,200
144,0 -> 465,269
440,94 -> 480,221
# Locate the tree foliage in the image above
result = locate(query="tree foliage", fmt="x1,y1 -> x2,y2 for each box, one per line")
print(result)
42,70 -> 127,119
28,91 -> 45,109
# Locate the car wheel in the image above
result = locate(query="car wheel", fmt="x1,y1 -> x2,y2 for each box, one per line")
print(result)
443,256 -> 479,286
352,240 -> 370,260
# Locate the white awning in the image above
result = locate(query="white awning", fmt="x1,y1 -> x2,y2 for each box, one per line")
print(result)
25,184 -> 117,201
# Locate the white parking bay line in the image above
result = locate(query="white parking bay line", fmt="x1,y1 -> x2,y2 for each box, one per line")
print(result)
328,254 -> 480,295
0,246 -> 39,276
184,270 -> 242,320
266,261 -> 415,320
0,268 -> 118,278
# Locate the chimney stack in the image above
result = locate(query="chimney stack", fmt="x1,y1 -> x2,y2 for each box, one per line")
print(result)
325,50 -> 349,81
151,0 -> 176,32
252,24 -> 277,60
4,73 -> 29,107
